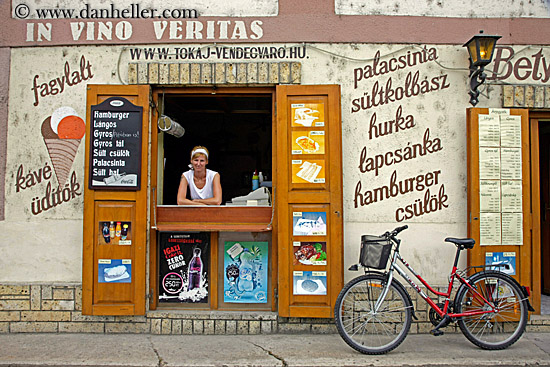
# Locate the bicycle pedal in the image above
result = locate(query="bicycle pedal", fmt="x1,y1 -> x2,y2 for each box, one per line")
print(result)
430,329 -> 444,336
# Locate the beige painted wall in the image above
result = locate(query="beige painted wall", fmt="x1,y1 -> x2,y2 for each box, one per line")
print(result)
0,43 -> 547,284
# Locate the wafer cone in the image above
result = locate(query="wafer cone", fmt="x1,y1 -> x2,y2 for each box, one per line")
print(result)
43,138 -> 81,186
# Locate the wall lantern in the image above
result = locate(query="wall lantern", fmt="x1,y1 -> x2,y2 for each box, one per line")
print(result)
463,30 -> 501,106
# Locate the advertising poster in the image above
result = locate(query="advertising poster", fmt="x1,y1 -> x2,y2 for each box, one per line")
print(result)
290,103 -> 325,127
485,252 -> 516,275
98,221 -> 132,245
291,159 -> 325,183
293,241 -> 327,265
291,131 -> 325,155
293,271 -> 327,295
223,241 -> 268,303
292,212 -> 327,236
98,259 -> 131,283
158,232 -> 210,303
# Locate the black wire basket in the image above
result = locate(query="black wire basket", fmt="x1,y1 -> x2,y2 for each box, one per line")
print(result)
359,234 -> 392,269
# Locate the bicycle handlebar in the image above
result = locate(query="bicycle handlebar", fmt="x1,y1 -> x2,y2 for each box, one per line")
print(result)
385,225 -> 408,239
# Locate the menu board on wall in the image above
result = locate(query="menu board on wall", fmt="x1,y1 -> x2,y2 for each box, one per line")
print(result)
89,97 -> 142,190
158,232 -> 210,304
478,110 -> 523,246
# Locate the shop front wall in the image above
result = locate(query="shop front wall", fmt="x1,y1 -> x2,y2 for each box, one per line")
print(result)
3,42 -> 548,286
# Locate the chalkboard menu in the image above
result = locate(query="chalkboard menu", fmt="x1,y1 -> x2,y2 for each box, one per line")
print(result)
158,232 -> 210,304
89,97 -> 143,190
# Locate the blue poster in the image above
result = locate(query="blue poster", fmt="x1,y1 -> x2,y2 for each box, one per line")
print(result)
98,259 -> 132,283
292,211 -> 327,236
224,241 -> 268,303
485,252 -> 516,275
293,271 -> 327,295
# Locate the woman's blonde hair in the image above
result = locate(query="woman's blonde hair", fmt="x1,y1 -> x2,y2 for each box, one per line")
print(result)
190,146 -> 209,160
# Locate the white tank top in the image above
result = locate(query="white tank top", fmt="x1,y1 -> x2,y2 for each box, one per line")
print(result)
182,169 -> 218,200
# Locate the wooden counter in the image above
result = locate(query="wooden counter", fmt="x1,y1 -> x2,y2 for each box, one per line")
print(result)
154,205 -> 273,232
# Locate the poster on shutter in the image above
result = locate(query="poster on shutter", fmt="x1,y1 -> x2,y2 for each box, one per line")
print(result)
158,232 -> 210,303
293,271 -> 327,295
98,259 -> 132,283
485,252 -> 516,275
223,241 -> 268,303
292,212 -> 327,236
293,241 -> 327,265
292,159 -> 326,183
291,103 -> 325,127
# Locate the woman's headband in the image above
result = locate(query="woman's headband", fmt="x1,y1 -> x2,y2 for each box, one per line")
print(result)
191,148 -> 209,159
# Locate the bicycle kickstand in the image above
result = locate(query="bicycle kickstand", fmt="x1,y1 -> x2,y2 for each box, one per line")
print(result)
430,315 -> 451,336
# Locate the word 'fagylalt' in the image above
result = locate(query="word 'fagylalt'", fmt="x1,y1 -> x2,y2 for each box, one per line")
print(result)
358,128 -> 443,176
353,47 -> 438,89
31,55 -> 93,106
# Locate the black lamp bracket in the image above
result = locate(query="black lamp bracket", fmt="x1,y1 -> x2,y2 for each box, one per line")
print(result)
468,61 -> 486,107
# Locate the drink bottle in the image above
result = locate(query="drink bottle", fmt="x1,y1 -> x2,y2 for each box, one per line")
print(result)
109,221 -> 115,238
121,224 -> 128,240
187,248 -> 203,290
115,222 -> 121,239
102,222 -> 110,243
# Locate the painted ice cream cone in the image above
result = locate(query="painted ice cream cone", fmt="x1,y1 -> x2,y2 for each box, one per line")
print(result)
41,107 -> 86,186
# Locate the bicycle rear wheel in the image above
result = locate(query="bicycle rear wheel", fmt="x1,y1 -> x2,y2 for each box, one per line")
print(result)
334,274 -> 412,354
455,271 -> 528,350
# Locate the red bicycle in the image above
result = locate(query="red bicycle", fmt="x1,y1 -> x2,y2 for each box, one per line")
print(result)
334,225 -> 534,354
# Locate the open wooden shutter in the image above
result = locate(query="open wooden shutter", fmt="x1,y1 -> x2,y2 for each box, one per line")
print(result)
466,108 -> 538,311
82,85 -> 150,315
276,85 -> 343,318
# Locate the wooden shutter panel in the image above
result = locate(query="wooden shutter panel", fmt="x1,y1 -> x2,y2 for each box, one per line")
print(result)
276,85 -> 343,318
82,85 -> 150,315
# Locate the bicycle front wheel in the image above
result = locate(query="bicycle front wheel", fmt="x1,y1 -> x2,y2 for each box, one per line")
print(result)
334,274 -> 412,354
455,271 -> 528,350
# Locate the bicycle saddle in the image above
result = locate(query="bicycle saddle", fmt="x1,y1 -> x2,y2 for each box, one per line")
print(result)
444,237 -> 475,249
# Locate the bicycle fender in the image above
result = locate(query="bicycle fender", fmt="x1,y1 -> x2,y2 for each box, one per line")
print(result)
457,270 -> 535,312
389,277 -> 418,321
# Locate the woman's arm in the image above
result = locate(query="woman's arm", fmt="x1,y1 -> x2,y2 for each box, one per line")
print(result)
192,173 -> 222,205
176,175 -> 203,205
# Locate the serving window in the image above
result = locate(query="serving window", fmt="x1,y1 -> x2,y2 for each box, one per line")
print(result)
157,90 -> 274,206
150,87 -> 276,311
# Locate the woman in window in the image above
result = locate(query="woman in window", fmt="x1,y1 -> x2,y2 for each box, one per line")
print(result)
177,146 -> 222,205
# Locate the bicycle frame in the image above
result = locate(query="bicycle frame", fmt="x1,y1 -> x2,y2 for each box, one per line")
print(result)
380,239 -> 497,319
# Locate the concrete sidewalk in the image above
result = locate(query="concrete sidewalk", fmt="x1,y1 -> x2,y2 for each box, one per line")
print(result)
0,332 -> 549,367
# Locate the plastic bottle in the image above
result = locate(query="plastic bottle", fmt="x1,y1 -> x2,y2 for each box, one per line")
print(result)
187,248 -> 203,291
121,224 -> 128,240
102,222 -> 110,243
115,222 -> 121,239
258,171 -> 264,184
109,221 -> 115,238
252,170 -> 259,190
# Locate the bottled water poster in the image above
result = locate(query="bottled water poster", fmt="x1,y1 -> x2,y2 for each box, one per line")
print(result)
224,241 -> 268,303
158,232 -> 210,303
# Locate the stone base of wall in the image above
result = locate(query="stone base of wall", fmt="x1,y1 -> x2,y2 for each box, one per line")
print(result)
1,283 -> 549,334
